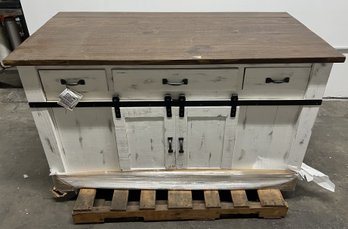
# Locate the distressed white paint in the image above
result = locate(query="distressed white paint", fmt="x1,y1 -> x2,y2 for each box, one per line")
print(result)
17,66 -> 46,102
31,108 -> 65,173
305,63 -> 333,99
241,67 -> 312,99
176,107 -> 238,169
39,69 -> 111,101
17,63 -> 333,186
52,108 -> 119,173
112,107 -> 175,170
233,106 -> 301,169
286,63 -> 334,167
287,106 -> 320,167
112,68 -> 239,100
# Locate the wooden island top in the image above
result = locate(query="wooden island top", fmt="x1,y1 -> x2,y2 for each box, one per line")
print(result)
4,12 -> 345,66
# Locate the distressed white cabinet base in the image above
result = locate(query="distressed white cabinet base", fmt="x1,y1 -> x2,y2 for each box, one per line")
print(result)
5,12 -> 345,191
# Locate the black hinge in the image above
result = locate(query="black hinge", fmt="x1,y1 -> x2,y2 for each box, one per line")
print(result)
113,96 -> 121,118
230,94 -> 238,117
164,95 -> 172,118
178,95 -> 186,118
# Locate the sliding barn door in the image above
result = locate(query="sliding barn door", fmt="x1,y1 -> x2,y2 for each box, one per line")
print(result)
113,107 -> 175,170
175,107 -> 238,169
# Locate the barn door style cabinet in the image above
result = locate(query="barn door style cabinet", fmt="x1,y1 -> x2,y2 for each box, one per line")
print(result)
4,12 -> 345,192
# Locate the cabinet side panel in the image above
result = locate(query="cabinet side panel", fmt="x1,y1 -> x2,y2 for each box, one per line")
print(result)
305,63 -> 333,99
31,108 -> 65,173
287,63 -> 333,167
287,107 -> 320,167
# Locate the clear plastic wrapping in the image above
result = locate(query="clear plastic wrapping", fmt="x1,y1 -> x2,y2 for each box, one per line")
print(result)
55,169 -> 298,190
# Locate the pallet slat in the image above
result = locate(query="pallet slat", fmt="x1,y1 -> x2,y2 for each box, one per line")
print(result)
74,189 -> 96,211
258,189 -> 286,207
111,190 -> 129,211
72,188 -> 288,223
231,190 -> 249,208
140,190 -> 156,210
168,190 -> 192,209
204,190 -> 220,208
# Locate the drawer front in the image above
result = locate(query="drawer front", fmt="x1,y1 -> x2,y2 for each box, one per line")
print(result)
112,68 -> 239,100
39,69 -> 110,101
242,67 -> 311,99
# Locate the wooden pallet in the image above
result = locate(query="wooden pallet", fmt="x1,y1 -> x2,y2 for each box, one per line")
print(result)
72,188 -> 288,223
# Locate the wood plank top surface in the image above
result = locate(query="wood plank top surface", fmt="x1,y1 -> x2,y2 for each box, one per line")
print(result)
4,12 -> 345,66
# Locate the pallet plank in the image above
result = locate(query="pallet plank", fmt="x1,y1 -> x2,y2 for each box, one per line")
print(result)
74,189 -> 96,211
204,190 -> 220,208
258,189 -> 286,207
111,190 -> 129,211
231,190 -> 249,208
140,190 -> 156,210
168,190 -> 192,209
72,188 -> 288,223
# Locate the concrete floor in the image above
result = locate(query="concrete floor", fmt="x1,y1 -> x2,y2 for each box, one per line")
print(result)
0,88 -> 347,229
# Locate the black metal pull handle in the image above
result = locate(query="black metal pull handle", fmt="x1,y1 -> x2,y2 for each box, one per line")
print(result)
168,137 -> 173,153
162,78 -> 188,86
178,138 -> 184,153
265,77 -> 290,84
60,79 -> 86,86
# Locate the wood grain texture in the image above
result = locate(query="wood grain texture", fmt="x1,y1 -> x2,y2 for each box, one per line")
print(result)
74,189 -> 96,211
111,190 -> 129,211
204,190 -> 220,208
257,189 -> 286,207
72,188 -> 288,223
231,190 -> 249,208
168,190 -> 192,209
140,190 -> 156,210
4,12 -> 344,66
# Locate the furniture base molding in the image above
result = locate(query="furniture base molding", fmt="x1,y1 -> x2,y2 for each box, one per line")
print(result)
72,188 -> 288,223
54,169 -> 298,192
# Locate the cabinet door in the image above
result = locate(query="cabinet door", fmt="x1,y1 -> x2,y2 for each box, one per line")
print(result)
232,106 -> 301,169
175,107 -> 238,169
113,107 -> 175,170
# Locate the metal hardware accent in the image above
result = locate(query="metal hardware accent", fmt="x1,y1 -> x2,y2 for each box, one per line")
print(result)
113,96 -> 121,118
164,95 -> 172,118
162,78 -> 188,86
29,99 -> 323,108
230,94 -> 238,117
178,95 -> 186,118
265,77 -> 290,84
178,138 -> 184,153
168,137 -> 173,153
60,79 -> 86,86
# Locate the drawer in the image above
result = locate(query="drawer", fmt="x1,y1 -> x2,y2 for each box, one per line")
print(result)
112,68 -> 239,100
39,69 -> 110,101
242,67 -> 311,99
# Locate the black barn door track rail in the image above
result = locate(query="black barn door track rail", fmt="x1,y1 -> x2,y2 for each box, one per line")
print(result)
29,95 -> 322,118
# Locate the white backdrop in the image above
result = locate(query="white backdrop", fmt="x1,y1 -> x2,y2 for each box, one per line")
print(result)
21,0 -> 348,97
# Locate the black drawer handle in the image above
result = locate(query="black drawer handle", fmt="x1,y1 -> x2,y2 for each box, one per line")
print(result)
265,77 -> 290,84
162,78 -> 188,86
60,79 -> 85,86
168,137 -> 173,153
178,138 -> 184,153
